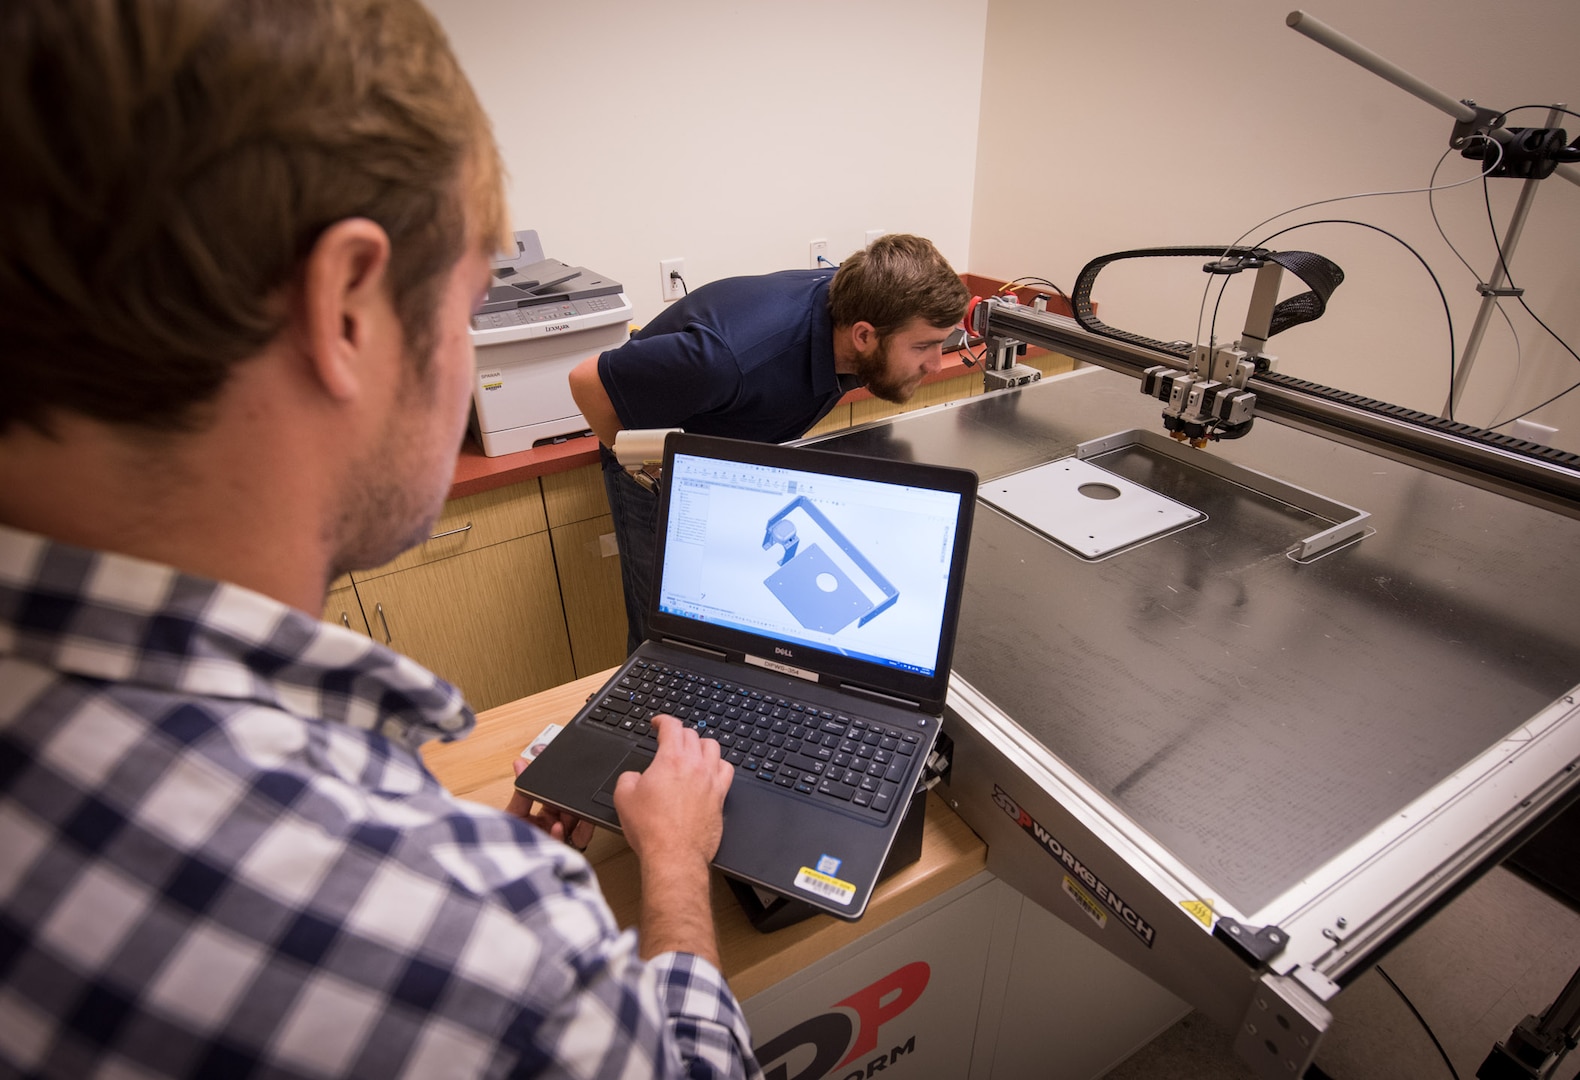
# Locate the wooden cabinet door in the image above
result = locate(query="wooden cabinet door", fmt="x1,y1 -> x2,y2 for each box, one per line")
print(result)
550,514 -> 627,677
541,463 -> 610,528
356,534 -> 575,712
351,482 -> 547,582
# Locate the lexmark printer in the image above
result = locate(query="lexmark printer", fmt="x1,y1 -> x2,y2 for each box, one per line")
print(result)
468,230 -> 632,456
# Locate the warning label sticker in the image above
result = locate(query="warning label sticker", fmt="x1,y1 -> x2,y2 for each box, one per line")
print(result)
1181,898 -> 1217,928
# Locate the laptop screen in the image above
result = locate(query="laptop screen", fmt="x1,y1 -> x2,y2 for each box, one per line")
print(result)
657,445 -> 968,679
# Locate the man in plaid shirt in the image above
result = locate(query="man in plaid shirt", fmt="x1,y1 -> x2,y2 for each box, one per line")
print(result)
0,1 -> 761,1077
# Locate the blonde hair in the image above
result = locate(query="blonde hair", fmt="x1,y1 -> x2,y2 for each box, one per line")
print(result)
0,0 -> 507,434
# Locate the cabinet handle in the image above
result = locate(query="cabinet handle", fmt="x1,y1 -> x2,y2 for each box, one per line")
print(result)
429,521 -> 474,541
375,602 -> 393,644
339,612 -> 351,630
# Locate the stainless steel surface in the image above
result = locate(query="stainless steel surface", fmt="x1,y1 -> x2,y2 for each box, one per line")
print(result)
814,369 -> 1580,915
1074,427 -> 1373,560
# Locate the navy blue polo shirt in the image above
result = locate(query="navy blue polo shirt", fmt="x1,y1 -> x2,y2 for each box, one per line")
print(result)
597,269 -> 842,444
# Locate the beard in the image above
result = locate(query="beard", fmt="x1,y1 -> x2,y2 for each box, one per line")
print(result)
330,440 -> 450,576
328,342 -> 464,578
852,336 -> 924,404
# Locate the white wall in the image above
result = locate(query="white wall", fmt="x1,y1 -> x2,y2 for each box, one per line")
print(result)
431,0 -> 989,328
970,0 -> 1580,449
432,0 -> 1579,450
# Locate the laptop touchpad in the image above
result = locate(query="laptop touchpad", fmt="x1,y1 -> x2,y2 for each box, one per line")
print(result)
592,747 -> 655,809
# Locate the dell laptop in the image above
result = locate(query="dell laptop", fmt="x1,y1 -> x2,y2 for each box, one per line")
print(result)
516,432 -> 976,919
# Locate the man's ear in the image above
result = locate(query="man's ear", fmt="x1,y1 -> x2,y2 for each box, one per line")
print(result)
849,320 -> 880,353
298,218 -> 395,402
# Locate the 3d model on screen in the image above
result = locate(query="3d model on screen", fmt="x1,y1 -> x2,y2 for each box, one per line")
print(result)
761,497 -> 899,634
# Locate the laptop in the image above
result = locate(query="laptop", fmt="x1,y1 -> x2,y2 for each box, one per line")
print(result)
516,432 -> 977,919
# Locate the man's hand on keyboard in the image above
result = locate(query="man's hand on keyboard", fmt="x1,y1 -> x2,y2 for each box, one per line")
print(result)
614,713 -> 734,963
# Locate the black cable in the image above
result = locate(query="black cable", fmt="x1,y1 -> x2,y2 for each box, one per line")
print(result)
1492,378 -> 1580,428
1501,104 -> 1580,122
1376,966 -> 1461,1080
1252,219 -> 1457,419
956,333 -> 989,368
1480,177 -> 1580,368
1207,273 -> 1232,348
669,270 -> 689,296
1458,156 -> 1580,429
1426,139 -> 1525,421
1199,140 -> 1505,381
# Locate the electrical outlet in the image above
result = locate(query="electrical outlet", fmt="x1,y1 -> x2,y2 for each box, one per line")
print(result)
865,229 -> 885,247
809,239 -> 829,270
659,258 -> 685,302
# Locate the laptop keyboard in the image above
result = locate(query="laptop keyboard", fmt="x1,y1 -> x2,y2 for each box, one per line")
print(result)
582,659 -> 924,817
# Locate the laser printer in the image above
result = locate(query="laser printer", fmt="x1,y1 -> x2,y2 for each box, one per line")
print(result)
468,230 -> 632,456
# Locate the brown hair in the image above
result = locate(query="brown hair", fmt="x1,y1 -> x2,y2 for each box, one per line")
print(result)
0,0 -> 506,435
827,234 -> 970,338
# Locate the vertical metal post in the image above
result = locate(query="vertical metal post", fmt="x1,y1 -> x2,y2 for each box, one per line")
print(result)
1444,105 -> 1567,420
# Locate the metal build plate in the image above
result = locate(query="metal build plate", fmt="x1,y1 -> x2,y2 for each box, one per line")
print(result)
982,457 -> 1203,558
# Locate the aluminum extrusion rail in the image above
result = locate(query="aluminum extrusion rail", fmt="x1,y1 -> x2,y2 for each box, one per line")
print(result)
984,303 -> 1580,520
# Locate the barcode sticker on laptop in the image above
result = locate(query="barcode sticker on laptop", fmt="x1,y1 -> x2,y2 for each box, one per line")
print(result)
794,867 -> 856,906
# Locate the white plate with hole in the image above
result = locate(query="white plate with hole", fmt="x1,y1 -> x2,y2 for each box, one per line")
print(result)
980,457 -> 1204,559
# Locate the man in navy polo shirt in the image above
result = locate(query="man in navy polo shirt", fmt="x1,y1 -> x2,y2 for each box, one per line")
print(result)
567,234 -> 971,652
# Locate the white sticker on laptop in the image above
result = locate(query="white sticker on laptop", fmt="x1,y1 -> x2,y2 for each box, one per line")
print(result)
795,865 -> 856,906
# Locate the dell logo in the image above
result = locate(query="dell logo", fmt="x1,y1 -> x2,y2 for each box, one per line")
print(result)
775,646 -> 794,658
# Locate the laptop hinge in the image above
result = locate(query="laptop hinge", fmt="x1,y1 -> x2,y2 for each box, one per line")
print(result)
658,638 -> 728,661
839,682 -> 924,711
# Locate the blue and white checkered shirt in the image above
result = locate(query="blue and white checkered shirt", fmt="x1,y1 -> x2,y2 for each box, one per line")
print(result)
0,524 -> 762,1079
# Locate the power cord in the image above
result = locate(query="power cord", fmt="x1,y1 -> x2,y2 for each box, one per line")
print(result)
668,269 -> 689,296
1377,966 -> 1462,1080
1297,967 -> 1463,1080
